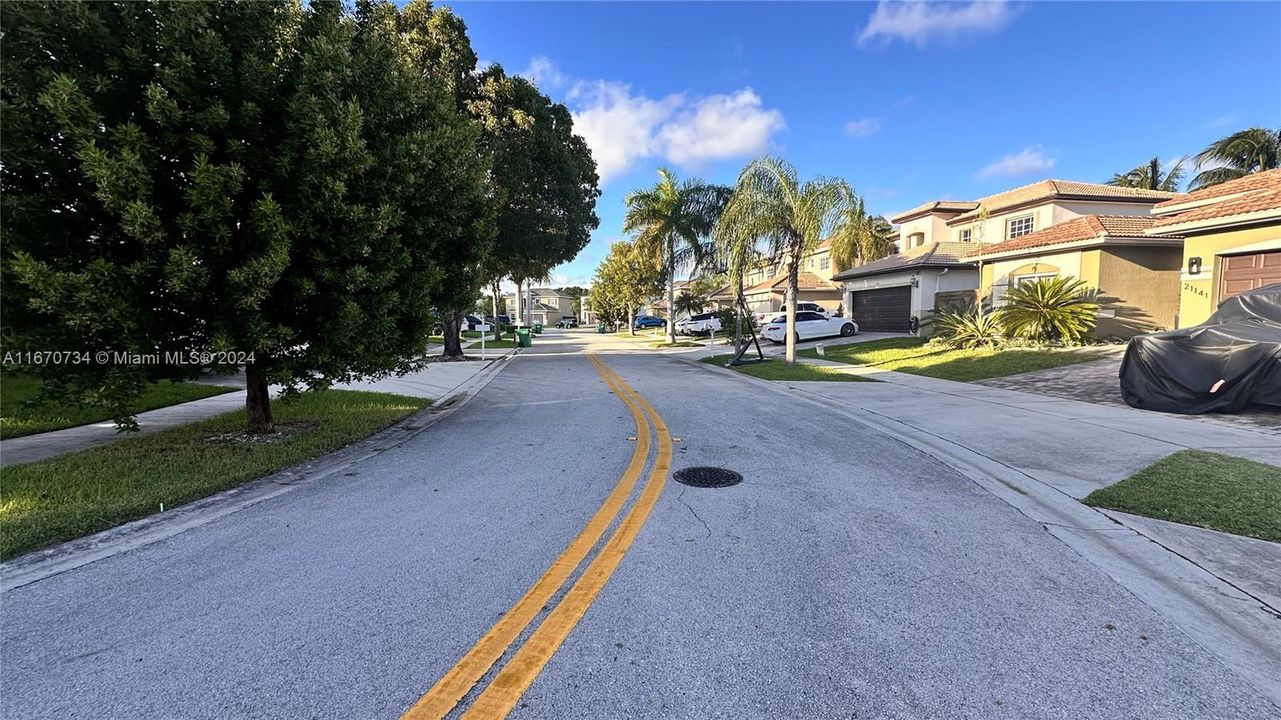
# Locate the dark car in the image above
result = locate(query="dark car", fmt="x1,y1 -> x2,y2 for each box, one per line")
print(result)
1120,283 -> 1281,414
634,315 -> 666,329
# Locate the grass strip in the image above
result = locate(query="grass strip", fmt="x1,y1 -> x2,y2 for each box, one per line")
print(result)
1084,449 -> 1281,543
0,389 -> 429,560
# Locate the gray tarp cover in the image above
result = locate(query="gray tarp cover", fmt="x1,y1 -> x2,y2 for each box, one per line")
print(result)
1120,283 -> 1281,413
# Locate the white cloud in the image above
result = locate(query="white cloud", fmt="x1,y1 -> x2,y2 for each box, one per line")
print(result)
521,55 -> 566,89
568,81 -> 784,184
657,90 -> 785,165
859,1 -> 1014,48
978,146 -> 1056,178
844,117 -> 882,138
568,80 -> 682,184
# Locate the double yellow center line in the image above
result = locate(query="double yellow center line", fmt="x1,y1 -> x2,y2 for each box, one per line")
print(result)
403,353 -> 672,719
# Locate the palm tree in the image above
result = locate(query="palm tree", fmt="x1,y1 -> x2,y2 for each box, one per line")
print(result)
717,156 -> 858,365
622,169 -> 729,343
830,196 -> 894,272
1107,156 -> 1185,192
672,289 -> 708,319
1191,127 -> 1281,189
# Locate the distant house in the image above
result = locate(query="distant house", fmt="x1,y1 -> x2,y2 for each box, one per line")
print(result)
502,287 -> 575,327
1146,169 -> 1281,327
839,179 -> 1181,336
737,239 -> 844,317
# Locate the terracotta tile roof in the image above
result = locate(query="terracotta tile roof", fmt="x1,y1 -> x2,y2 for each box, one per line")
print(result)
832,241 -> 978,280
1153,169 -> 1281,210
1151,187 -> 1281,230
744,270 -> 839,293
890,200 -> 980,224
967,214 -> 1171,256
945,180 -> 1178,224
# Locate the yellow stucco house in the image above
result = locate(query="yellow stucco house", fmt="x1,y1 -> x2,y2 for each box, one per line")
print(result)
882,179 -> 1182,337
1145,169 -> 1281,327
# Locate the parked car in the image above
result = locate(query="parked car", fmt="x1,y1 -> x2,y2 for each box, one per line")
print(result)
634,315 -> 666,329
754,302 -> 829,326
761,311 -> 857,344
678,311 -> 722,336
556,317 -> 579,328
464,315 -> 492,332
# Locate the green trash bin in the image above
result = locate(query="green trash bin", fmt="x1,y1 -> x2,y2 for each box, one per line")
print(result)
515,328 -> 532,347
596,323 -> 606,333
532,322 -> 543,335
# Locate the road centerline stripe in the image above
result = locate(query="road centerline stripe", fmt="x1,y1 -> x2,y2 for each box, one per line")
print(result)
460,356 -> 673,719
401,353 -> 652,720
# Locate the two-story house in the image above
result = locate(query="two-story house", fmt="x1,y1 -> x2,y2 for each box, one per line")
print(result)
834,180 -> 1182,336
502,287 -> 575,328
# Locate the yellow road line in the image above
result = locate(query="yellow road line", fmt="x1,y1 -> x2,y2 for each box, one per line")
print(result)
402,354 -> 651,719
461,356 -> 673,719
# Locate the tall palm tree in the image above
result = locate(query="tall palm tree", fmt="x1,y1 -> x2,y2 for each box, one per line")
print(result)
830,196 -> 894,272
717,157 -> 858,364
1107,156 -> 1185,191
622,169 -> 729,343
1191,127 -> 1281,189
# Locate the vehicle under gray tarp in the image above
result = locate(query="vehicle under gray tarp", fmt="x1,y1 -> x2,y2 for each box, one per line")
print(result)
1120,283 -> 1281,414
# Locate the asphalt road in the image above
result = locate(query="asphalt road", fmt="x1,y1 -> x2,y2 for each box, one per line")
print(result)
2,330 -> 1276,719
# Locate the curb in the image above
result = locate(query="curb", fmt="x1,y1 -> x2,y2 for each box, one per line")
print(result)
674,354 -> 1281,709
0,353 -> 517,592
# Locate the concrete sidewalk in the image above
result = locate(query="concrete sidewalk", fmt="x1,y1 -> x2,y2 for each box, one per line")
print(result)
0,350 -> 513,467
685,355 -> 1281,705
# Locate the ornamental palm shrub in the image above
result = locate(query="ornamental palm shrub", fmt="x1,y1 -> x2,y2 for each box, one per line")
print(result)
931,303 -> 1005,349
1001,276 -> 1099,344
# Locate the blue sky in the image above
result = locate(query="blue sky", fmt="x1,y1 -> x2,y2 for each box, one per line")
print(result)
446,1 -> 1281,287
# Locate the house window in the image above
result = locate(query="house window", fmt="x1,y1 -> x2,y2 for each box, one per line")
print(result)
819,256 -> 830,270
958,228 -> 972,243
1007,215 -> 1035,239
1012,271 -> 1058,287
907,231 -> 925,248
806,257 -> 815,269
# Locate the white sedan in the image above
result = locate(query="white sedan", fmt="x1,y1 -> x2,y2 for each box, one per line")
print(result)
761,311 -> 858,344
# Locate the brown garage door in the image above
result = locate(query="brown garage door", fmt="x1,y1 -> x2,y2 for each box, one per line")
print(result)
1219,250 -> 1281,302
850,286 -> 911,332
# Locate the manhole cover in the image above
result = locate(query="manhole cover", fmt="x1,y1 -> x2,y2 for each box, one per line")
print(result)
672,466 -> 742,488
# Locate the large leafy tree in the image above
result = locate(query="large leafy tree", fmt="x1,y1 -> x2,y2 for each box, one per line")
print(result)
1107,156 -> 1185,191
593,241 -> 663,336
622,169 -> 729,343
470,66 -> 599,340
1,0 -> 491,433
1191,127 -> 1281,189
717,157 -> 858,364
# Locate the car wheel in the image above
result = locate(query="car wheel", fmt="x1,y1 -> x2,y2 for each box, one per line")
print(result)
840,323 -> 855,337
793,331 -> 801,345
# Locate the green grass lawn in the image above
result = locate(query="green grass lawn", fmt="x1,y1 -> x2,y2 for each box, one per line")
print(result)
0,389 -> 429,560
700,354 -> 877,382
651,341 -> 703,348
1084,450 -> 1281,543
799,337 -> 1101,383
469,338 -> 518,349
1,374 -> 236,439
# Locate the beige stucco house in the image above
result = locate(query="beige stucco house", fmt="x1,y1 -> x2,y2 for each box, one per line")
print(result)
1145,169 -> 1281,327
841,179 -> 1181,336
502,287 -> 575,327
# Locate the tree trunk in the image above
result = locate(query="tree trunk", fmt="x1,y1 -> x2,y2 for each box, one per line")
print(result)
490,279 -> 503,341
734,277 -> 744,352
666,235 -> 676,344
442,313 -> 464,358
785,249 -> 800,365
628,304 -> 636,335
245,362 -> 274,434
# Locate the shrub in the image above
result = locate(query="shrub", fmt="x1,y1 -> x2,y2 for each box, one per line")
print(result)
931,303 -> 1005,349
1002,276 -> 1098,344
